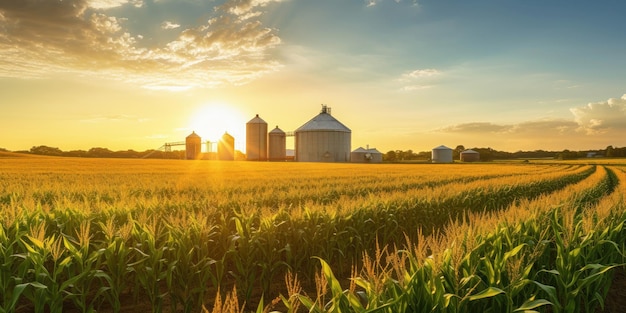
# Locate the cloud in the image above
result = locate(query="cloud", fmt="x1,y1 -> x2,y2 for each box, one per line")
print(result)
397,68 -> 441,91
365,0 -> 419,7
570,94 -> 626,134
161,21 -> 181,30
433,95 -> 626,150
0,0 -> 282,89
437,122 -> 510,134
88,0 -> 143,9
217,0 -> 284,16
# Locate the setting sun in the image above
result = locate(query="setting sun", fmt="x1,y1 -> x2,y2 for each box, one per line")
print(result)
189,104 -> 246,152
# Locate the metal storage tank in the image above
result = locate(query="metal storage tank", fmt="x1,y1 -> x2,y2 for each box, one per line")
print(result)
268,126 -> 286,161
351,147 -> 383,163
185,131 -> 202,160
246,114 -> 268,161
295,105 -> 351,162
460,149 -> 480,162
432,145 -> 453,163
218,132 -> 235,161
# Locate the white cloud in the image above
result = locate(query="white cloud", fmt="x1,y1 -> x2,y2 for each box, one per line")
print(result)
403,68 -> 440,79
570,94 -> 626,134
397,68 -> 441,91
161,21 -> 181,30
0,0 -> 282,89
88,0 -> 143,9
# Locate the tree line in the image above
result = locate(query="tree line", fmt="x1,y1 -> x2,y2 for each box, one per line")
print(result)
2,145 -> 625,161
383,145 -> 626,162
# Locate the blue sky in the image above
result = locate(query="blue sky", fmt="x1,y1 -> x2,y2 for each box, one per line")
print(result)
1,0 -> 625,153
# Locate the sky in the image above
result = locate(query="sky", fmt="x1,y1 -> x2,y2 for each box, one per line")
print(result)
1,0 -> 626,153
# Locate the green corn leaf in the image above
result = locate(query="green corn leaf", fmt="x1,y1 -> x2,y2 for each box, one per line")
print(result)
513,299 -> 553,312
468,287 -> 504,301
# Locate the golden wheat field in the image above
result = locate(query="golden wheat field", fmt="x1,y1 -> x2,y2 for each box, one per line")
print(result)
1,153 -> 626,313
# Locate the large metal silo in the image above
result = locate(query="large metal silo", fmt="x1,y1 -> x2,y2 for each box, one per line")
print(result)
185,131 -> 202,160
432,145 -> 453,163
246,114 -> 268,161
268,126 -> 286,161
295,105 -> 351,162
218,132 -> 235,161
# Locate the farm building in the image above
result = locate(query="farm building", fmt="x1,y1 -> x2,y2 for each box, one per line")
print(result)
268,126 -> 286,161
432,145 -> 453,163
351,147 -> 383,163
246,114 -> 268,161
295,105 -> 351,162
185,131 -> 202,160
460,149 -> 480,162
218,132 -> 235,161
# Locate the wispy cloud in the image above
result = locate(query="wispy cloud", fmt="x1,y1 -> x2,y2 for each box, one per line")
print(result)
161,21 -> 180,30
365,0 -> 419,7
88,0 -> 144,9
0,0 -> 282,89
397,68 -> 441,91
436,95 -> 626,142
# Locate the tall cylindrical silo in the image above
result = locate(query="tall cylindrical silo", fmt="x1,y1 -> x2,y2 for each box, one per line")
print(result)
218,132 -> 235,161
432,145 -> 453,163
185,131 -> 202,160
246,114 -> 268,161
268,126 -> 286,161
295,105 -> 351,162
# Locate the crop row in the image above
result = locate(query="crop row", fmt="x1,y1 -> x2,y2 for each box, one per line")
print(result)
283,166 -> 625,313
0,159 -> 616,312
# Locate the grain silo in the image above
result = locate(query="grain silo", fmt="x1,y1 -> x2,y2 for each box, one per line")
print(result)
295,105 -> 351,162
460,149 -> 480,162
246,114 -> 268,161
185,131 -> 202,160
218,132 -> 235,161
351,147 -> 383,163
432,145 -> 453,163
268,126 -> 286,161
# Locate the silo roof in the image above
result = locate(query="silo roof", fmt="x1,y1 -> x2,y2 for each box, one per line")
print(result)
295,111 -> 351,132
221,132 -> 234,139
247,114 -> 267,124
433,145 -> 452,150
367,148 -> 382,154
187,131 -> 200,138
269,126 -> 285,134
461,149 -> 479,154
352,147 -> 367,153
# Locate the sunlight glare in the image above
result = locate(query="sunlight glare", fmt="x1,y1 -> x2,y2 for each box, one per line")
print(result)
189,104 -> 246,151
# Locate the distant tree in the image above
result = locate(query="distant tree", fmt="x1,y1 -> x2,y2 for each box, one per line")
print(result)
66,150 -> 88,157
454,145 -> 465,159
87,147 -> 113,158
0,147 -> 7,152
558,149 -> 578,160
384,150 -> 397,162
30,145 -> 63,156
606,145 -> 615,157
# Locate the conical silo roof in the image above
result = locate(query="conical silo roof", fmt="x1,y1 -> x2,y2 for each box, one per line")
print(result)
295,109 -> 351,132
186,131 -> 200,139
269,126 -> 285,134
433,145 -> 452,150
247,114 -> 267,124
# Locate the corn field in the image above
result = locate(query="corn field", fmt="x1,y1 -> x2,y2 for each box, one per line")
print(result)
0,155 -> 625,312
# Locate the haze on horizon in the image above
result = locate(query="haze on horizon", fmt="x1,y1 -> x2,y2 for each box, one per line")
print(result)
1,0 -> 626,154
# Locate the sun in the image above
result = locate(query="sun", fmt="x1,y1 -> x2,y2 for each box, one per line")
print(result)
189,104 -> 246,151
